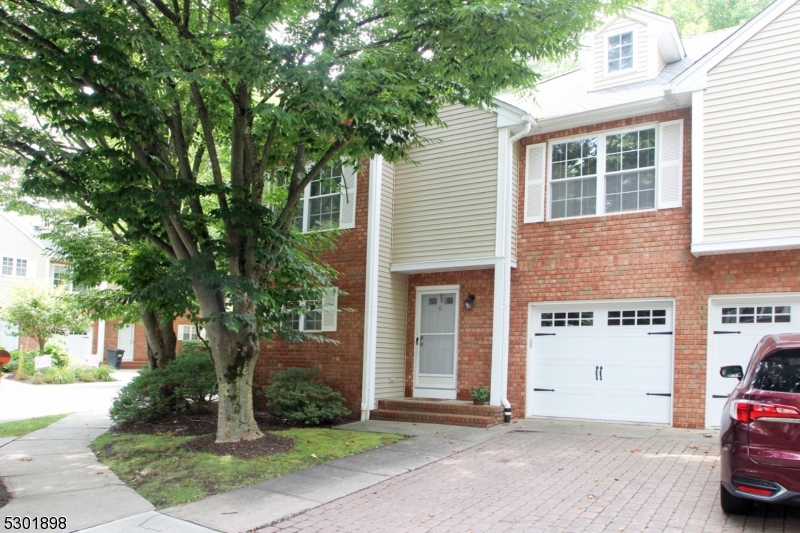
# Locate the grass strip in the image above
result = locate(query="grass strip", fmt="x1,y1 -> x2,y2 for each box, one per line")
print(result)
92,428 -> 404,508
0,414 -> 70,437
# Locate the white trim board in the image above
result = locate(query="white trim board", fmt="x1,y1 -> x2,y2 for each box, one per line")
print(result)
692,235 -> 800,257
391,257 -> 500,274
361,155 -> 383,418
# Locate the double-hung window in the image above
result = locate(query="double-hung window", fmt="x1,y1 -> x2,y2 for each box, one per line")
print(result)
608,31 -> 634,73
289,288 -> 339,333
294,164 -> 357,233
1,257 -> 28,277
178,325 -> 204,341
523,120 -> 683,223
53,264 -> 71,288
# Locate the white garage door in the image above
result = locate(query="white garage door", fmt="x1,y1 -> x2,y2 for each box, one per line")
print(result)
0,319 -> 19,351
527,300 -> 674,424
706,295 -> 800,428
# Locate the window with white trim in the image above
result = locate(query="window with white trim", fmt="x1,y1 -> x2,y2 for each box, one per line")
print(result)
53,265 -> 70,288
289,288 -> 339,332
548,126 -> 669,220
294,164 -> 357,233
1,257 -> 27,277
608,31 -> 634,73
541,311 -> 594,327
178,325 -> 205,341
722,306 -> 791,324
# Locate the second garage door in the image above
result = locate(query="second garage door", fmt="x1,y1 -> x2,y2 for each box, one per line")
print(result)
527,300 -> 674,424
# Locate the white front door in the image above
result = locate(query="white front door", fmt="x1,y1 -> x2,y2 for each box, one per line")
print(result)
706,295 -> 800,428
117,324 -> 135,361
414,286 -> 459,399
528,300 -> 674,424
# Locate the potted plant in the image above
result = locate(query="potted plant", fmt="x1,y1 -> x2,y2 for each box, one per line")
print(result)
470,384 -> 490,405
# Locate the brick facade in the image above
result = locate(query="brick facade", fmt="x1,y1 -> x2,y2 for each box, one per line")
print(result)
509,108 -> 800,428
254,167 -> 371,416
405,269 -> 495,401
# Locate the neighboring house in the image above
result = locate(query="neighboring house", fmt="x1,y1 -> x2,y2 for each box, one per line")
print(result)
256,0 -> 800,430
0,210 -> 156,367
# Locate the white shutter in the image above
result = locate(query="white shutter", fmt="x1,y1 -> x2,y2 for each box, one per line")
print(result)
320,287 -> 338,332
524,143 -> 546,223
26,259 -> 37,279
657,120 -> 683,209
338,166 -> 357,229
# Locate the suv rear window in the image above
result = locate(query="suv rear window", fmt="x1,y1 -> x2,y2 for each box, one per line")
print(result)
752,349 -> 800,393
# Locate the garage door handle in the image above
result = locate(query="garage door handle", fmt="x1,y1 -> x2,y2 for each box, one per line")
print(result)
595,366 -> 599,380
535,333 -> 556,336
713,331 -> 741,334
712,394 -> 728,399
646,393 -> 672,397
648,331 -> 673,335
533,388 -> 555,392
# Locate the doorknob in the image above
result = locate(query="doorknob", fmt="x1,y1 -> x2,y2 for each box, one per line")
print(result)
415,337 -> 419,345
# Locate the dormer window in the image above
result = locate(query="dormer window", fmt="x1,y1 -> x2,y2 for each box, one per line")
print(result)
608,31 -> 634,73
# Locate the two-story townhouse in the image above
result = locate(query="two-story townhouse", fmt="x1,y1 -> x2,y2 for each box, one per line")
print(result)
257,0 -> 800,429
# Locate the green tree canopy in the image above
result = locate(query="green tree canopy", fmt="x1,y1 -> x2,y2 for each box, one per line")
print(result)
0,0 -> 623,442
645,0 -> 773,36
1,285 -> 91,357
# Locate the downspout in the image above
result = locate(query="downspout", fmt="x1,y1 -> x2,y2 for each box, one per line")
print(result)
500,115 -> 536,422
361,156 -> 384,420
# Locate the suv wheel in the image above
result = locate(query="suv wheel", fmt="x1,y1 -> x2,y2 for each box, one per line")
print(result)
720,484 -> 754,515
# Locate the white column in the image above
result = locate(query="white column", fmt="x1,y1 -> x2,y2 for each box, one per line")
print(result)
491,128 -> 512,406
691,89 -> 704,250
361,155 -> 383,420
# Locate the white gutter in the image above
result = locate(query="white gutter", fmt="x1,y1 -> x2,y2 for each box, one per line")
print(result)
360,155 -> 384,421
492,115 -> 535,420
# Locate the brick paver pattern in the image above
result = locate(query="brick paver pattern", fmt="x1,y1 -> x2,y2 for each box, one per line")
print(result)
258,430 -> 799,533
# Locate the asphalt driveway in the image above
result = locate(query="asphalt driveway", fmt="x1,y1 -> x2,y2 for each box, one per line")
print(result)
259,420 -> 799,533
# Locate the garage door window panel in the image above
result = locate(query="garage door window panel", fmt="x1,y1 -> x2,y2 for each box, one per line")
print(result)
541,311 -> 593,327
608,309 -> 666,326
722,306 -> 791,324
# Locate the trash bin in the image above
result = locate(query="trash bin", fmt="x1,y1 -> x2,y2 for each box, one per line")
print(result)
106,348 -> 124,370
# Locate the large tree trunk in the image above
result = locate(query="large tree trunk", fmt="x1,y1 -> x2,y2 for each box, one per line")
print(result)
139,307 -> 177,370
206,321 -> 264,442
192,281 -> 263,443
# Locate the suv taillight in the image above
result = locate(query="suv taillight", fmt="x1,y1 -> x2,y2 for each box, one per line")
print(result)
731,400 -> 800,422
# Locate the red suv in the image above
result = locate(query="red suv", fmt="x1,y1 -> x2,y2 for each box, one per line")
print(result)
719,333 -> 800,514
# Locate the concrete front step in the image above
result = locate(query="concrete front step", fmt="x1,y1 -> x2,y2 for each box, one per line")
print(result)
369,408 -> 502,428
378,398 -> 503,417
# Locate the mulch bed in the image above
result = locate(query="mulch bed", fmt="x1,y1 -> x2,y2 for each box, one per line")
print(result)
182,432 -> 295,460
112,404 -> 294,437
109,404 -> 343,460
0,478 -> 10,509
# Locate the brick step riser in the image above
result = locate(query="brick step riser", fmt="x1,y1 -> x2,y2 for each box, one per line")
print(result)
369,409 -> 503,429
377,400 -> 503,416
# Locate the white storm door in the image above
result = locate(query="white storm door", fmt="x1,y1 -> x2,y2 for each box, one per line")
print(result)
414,288 -> 458,399
707,296 -> 800,428
117,324 -> 135,361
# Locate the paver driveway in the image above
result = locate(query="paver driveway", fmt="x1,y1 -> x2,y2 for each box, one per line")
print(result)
259,425 -> 799,533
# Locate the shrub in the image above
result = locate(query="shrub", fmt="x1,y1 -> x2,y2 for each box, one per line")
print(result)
9,350 -> 35,376
2,358 -> 17,373
43,343 -> 70,368
41,366 -> 76,384
93,365 -> 115,382
264,367 -> 351,426
109,349 -> 217,424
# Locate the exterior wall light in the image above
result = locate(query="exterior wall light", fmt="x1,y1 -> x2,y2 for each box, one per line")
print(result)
464,293 -> 476,310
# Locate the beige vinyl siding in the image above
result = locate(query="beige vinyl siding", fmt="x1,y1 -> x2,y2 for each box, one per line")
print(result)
702,1 -> 800,242
593,18 -> 649,90
374,162 -> 407,400
0,215 -> 49,306
510,141 -> 519,264
393,105 -> 498,264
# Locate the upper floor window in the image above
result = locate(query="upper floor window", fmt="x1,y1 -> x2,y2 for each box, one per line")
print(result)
608,31 -> 634,73
2,257 -> 27,277
294,164 -> 357,233
53,264 -> 70,287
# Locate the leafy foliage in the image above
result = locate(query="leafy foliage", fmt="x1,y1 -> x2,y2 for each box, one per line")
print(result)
0,286 -> 90,356
264,367 -> 351,425
470,384 -> 490,401
110,345 -> 217,424
0,0 -> 622,440
645,0 -> 773,36
43,343 -> 70,368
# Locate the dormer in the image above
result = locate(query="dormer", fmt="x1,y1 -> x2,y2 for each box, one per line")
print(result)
579,8 -> 685,91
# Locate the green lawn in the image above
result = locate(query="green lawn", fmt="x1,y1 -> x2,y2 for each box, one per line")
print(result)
0,414 -> 70,437
92,428 -> 404,508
